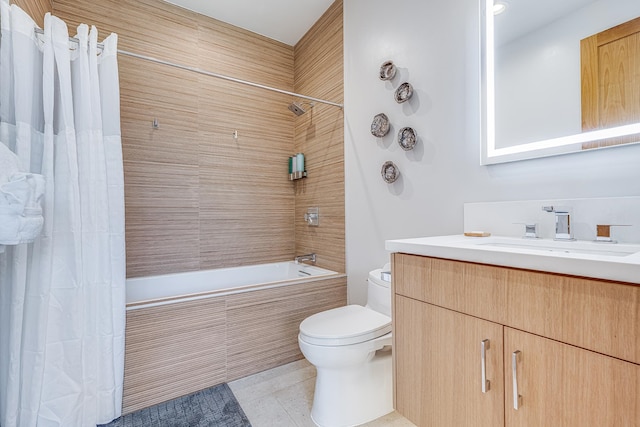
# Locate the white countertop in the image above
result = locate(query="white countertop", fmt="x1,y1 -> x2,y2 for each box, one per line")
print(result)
385,235 -> 640,285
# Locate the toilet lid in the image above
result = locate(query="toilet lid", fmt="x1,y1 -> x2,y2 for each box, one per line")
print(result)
299,305 -> 392,346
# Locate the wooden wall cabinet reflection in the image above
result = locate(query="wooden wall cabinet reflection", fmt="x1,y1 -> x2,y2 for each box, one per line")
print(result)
581,16 -> 640,149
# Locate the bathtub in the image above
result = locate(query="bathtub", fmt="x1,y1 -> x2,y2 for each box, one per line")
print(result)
122,261 -> 347,414
126,261 -> 338,309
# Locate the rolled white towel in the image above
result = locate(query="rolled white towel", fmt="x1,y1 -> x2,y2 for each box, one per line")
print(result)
0,143 -> 46,245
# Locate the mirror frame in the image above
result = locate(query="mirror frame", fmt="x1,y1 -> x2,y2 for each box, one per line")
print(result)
480,0 -> 640,165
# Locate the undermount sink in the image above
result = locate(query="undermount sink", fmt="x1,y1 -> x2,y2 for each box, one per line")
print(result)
385,234 -> 640,284
475,237 -> 639,257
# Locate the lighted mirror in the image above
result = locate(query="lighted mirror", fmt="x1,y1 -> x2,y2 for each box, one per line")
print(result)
481,0 -> 640,164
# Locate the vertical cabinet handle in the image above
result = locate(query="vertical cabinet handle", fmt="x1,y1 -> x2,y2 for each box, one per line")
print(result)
512,350 -> 522,410
481,339 -> 490,393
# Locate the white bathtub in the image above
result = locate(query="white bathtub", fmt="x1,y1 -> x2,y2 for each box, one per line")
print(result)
126,261 -> 338,309
121,261 -> 346,413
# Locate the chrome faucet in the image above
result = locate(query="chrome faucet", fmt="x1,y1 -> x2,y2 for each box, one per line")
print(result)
542,206 -> 575,241
295,253 -> 316,264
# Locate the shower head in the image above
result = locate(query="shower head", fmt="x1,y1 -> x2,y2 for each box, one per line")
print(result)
288,101 -> 314,116
288,102 -> 306,116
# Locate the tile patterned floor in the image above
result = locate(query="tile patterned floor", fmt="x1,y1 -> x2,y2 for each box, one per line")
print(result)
229,359 -> 416,427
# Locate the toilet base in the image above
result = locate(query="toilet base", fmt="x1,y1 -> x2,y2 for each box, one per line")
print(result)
310,348 -> 393,427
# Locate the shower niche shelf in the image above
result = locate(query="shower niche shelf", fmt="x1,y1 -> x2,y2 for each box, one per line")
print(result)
289,171 -> 307,180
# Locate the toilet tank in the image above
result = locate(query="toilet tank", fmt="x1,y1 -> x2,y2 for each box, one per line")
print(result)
365,267 -> 391,317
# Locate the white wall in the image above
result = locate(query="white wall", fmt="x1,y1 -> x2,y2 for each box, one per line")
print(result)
344,0 -> 640,305
465,197 -> 640,243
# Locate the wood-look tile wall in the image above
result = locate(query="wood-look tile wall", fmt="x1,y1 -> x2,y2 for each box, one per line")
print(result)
293,0 -> 345,274
10,0 -> 51,27
49,0 -> 345,277
49,0 -> 292,277
123,298 -> 227,413
19,0 -> 348,411
226,275 -> 347,381
123,276 -> 347,414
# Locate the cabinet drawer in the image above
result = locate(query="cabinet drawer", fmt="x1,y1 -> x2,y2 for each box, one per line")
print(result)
393,254 -> 507,325
502,268 -> 640,364
393,253 -> 433,302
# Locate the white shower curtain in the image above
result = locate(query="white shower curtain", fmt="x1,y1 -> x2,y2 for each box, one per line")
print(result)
0,2 -> 125,426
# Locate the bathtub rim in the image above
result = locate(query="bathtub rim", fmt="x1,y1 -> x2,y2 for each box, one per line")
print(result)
126,271 -> 346,311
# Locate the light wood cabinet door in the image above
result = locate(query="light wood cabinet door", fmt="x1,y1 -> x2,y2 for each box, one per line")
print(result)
395,296 -> 504,427
504,327 -> 640,427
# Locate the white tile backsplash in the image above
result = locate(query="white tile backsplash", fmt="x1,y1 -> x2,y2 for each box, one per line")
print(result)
464,197 -> 640,243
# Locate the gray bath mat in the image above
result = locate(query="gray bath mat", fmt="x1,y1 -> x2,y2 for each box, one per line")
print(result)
99,383 -> 251,427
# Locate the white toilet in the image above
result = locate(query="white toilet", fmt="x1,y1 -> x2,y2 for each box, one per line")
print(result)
298,266 -> 393,427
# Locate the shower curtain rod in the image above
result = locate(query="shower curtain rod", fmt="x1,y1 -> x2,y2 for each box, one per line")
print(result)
119,50 -> 344,109
34,28 -> 344,110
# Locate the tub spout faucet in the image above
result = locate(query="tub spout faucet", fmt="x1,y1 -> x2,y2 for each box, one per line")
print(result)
295,253 -> 316,264
542,206 -> 575,241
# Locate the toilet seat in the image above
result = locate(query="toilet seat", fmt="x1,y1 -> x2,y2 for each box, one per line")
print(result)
299,304 -> 391,346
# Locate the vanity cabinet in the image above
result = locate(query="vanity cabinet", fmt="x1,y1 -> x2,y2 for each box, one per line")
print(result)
504,327 -> 639,426
392,253 -> 640,427
395,295 -> 504,426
